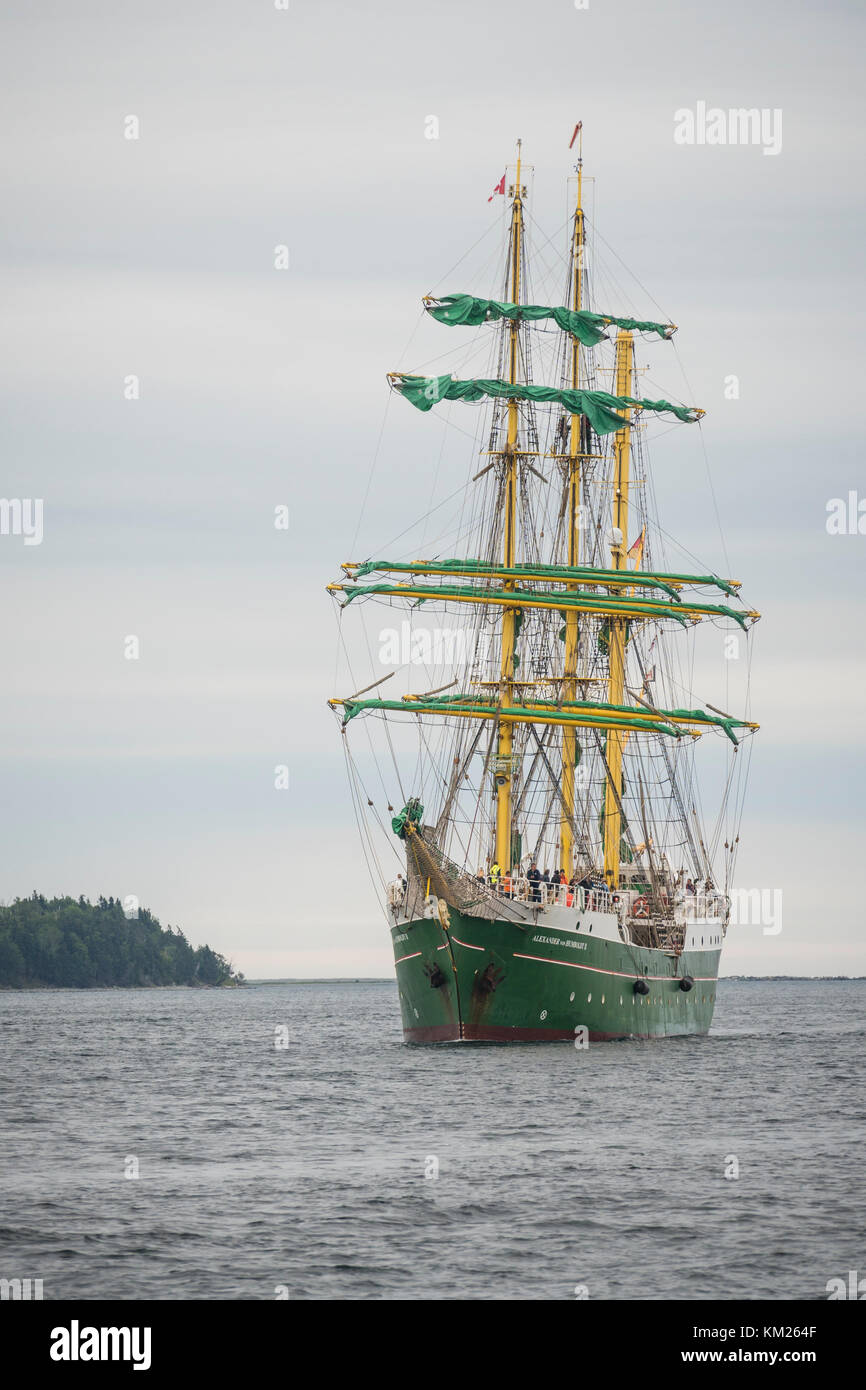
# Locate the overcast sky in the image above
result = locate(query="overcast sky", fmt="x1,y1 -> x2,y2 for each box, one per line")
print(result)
1,0 -> 864,976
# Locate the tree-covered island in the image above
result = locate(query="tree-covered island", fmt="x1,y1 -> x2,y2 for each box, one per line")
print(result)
0,894 -> 243,988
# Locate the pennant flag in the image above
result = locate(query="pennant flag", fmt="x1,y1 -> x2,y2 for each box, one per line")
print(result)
569,122 -> 582,150
487,172 -> 506,202
627,526 -> 645,569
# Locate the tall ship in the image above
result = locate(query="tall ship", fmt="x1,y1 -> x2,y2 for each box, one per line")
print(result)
328,135 -> 759,1042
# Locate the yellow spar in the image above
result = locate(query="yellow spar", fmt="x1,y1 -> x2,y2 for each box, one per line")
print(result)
603,331 -> 633,892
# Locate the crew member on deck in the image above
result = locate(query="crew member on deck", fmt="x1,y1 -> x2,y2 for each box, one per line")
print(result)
387,876 -> 405,918
527,861 -> 541,903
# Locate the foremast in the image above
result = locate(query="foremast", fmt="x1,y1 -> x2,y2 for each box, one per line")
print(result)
494,141 -> 524,873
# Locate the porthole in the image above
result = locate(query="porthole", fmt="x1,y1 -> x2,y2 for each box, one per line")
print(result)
601,994 -> 605,1005
587,993 -> 592,1003
619,996 -> 623,1006
569,991 -> 575,1002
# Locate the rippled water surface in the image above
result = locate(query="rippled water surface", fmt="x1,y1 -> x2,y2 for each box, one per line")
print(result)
0,980 -> 862,1300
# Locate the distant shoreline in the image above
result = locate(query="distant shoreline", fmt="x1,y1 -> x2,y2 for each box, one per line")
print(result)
0,981 -> 242,992
0,895 -> 241,989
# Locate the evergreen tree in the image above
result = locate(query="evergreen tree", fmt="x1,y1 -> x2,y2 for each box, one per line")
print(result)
0,897 -> 239,989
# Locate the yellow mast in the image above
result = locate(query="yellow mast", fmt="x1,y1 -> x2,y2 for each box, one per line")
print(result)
560,130 -> 584,877
603,330 -> 633,890
494,141 -> 523,872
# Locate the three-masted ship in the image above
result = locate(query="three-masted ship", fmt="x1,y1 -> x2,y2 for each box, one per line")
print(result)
328,137 -> 759,1042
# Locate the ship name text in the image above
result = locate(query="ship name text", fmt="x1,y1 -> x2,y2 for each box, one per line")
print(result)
531,934 -> 586,950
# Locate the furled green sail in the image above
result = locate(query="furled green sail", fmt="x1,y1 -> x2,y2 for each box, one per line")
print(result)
402,692 -> 750,740
345,697 -> 685,741
344,695 -> 750,746
348,558 -> 739,598
392,797 -> 424,839
425,293 -> 674,345
389,374 -> 702,434
336,579 -> 751,629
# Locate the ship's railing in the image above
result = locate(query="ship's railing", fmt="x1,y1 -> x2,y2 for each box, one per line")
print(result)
386,874 -> 587,915
387,874 -> 727,923
489,879 -> 583,908
493,880 -> 617,912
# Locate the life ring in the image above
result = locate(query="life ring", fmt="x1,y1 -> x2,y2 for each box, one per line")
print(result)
632,895 -> 650,919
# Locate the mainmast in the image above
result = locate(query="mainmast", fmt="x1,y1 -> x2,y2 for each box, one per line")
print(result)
603,330 -> 634,889
559,130 -> 586,877
494,141 -> 524,872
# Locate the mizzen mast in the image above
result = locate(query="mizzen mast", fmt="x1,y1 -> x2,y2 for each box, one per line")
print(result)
603,330 -> 634,890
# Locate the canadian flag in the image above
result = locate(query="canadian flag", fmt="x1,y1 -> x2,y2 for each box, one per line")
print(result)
487,173 -> 506,202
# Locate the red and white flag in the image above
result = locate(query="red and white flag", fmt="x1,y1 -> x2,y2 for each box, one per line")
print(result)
487,172 -> 506,202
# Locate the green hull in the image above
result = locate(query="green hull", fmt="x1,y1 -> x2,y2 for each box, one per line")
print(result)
392,907 -> 720,1042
